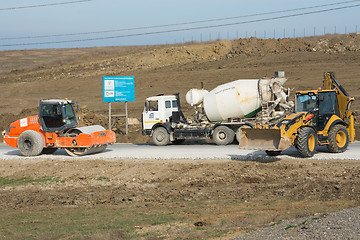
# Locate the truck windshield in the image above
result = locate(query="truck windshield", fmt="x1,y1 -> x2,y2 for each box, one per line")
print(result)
146,100 -> 158,111
296,93 -> 317,112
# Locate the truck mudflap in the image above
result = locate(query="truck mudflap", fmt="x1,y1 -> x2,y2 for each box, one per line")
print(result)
238,128 -> 292,151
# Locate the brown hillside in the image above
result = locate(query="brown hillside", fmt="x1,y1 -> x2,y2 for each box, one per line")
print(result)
1,33 -> 359,142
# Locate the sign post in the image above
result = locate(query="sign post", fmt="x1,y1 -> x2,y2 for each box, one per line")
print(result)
103,76 -> 135,134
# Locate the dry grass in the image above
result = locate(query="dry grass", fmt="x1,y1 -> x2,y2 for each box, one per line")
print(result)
0,198 -> 358,240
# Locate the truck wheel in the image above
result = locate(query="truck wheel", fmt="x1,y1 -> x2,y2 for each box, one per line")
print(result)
327,125 -> 349,153
265,150 -> 281,156
213,126 -> 235,145
18,130 -> 44,156
42,148 -> 58,154
295,127 -> 317,158
152,127 -> 170,146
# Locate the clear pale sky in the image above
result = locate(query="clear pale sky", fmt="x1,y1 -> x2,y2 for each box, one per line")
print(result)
0,0 -> 359,50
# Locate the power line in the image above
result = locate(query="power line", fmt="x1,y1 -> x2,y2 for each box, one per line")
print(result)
0,0 -> 92,11
1,4 -> 360,47
1,0 -> 359,40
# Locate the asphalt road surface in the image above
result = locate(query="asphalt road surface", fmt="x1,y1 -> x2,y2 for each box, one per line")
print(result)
0,142 -> 360,160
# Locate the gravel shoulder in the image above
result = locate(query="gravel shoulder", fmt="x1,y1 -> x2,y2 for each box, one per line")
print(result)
1,142 -> 360,160
233,207 -> 360,240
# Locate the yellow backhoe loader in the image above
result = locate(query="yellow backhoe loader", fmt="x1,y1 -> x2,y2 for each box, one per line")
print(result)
239,72 -> 355,157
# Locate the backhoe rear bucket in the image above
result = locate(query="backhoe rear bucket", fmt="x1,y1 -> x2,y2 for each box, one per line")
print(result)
238,128 -> 291,151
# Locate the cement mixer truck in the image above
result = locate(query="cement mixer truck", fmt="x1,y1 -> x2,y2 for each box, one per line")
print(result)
142,72 -> 294,146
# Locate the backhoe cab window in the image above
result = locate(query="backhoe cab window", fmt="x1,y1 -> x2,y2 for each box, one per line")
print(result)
319,92 -> 339,116
146,100 -> 158,111
296,94 -> 317,112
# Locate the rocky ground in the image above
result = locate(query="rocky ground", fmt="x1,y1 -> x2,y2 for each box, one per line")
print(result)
234,206 -> 360,240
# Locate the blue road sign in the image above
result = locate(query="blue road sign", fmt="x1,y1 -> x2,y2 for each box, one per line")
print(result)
103,76 -> 135,102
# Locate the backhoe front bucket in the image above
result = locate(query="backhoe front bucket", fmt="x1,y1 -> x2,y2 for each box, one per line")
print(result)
238,128 -> 291,151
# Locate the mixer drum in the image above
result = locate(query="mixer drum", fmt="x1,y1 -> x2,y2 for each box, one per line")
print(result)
203,79 -> 272,122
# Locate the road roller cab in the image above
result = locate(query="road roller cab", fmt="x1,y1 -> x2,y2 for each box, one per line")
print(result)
38,99 -> 78,133
3,99 -> 116,157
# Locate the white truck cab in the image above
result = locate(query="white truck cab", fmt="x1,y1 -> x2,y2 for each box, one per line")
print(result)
142,95 -> 179,134
142,92 -> 236,146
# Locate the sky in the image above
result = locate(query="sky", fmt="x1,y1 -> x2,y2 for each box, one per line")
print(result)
0,0 -> 359,50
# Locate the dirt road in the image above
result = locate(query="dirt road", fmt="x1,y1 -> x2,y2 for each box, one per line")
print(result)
1,142 -> 360,160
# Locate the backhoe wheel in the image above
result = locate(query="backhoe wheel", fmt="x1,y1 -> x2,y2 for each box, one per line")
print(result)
18,130 -> 44,156
327,125 -> 349,153
295,127 -> 317,158
265,150 -> 282,156
152,127 -> 170,146
213,126 -> 235,145
42,148 -> 58,154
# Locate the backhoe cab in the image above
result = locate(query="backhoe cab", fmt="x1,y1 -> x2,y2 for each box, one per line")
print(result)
239,72 -> 355,157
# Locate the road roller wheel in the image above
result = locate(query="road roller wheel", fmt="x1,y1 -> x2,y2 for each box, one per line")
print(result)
65,147 -> 87,156
64,128 -> 108,156
18,130 -> 44,156
65,145 -> 108,156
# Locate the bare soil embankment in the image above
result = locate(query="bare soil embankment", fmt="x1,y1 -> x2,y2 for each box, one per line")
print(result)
0,157 -> 359,239
1,158 -> 359,208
